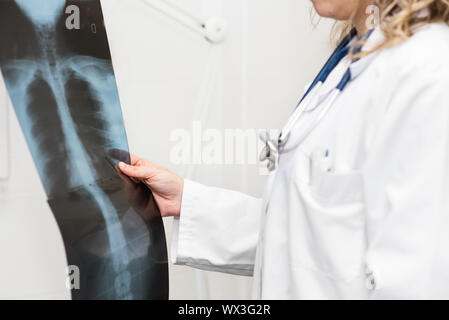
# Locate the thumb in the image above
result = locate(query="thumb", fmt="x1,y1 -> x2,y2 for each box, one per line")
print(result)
119,162 -> 151,180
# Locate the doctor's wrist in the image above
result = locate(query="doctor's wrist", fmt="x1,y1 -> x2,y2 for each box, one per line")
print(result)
163,175 -> 184,218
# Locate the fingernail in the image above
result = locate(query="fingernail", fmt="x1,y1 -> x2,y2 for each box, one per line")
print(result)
119,162 -> 126,169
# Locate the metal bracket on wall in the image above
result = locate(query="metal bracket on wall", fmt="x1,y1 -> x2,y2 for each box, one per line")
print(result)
141,0 -> 228,44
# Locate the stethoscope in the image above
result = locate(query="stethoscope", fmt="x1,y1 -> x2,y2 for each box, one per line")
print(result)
260,29 -> 374,172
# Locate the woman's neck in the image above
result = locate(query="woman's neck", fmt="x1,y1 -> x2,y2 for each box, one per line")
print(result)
355,19 -> 368,36
354,1 -> 375,36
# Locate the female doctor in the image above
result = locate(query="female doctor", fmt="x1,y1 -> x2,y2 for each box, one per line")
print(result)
119,0 -> 449,299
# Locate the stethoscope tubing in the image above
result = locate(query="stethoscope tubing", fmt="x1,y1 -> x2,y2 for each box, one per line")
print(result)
260,28 -> 375,171
279,81 -> 323,143
279,88 -> 341,154
277,34 -> 356,149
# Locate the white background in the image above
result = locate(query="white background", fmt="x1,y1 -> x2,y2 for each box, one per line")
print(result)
0,0 -> 332,299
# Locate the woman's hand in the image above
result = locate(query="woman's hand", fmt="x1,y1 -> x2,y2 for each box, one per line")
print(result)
116,168 -> 161,222
118,154 -> 184,218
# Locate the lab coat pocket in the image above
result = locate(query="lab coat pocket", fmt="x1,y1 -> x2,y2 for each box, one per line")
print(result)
293,169 -> 365,283
311,170 -> 364,204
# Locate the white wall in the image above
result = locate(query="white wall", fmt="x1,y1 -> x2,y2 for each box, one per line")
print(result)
0,0 -> 332,299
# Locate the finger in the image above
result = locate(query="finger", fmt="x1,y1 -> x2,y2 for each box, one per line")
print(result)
130,176 -> 140,184
129,153 -> 143,166
118,157 -> 151,183
116,166 -> 134,184
116,166 -> 144,189
119,162 -> 154,180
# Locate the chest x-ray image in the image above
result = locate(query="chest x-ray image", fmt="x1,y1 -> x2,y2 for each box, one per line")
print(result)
0,0 -> 168,299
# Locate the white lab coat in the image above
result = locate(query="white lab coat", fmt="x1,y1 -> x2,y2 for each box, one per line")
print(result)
171,23 -> 449,299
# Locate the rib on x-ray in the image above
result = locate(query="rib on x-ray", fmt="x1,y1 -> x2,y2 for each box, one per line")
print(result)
0,0 -> 168,299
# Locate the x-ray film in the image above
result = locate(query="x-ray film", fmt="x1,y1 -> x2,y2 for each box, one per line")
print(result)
0,0 -> 168,299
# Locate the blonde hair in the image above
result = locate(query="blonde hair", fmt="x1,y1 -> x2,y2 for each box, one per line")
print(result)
335,0 -> 449,53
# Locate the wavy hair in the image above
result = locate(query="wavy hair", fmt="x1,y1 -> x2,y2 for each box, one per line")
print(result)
335,0 -> 449,53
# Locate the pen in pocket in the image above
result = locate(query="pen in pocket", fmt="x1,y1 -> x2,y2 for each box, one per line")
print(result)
311,148 -> 332,186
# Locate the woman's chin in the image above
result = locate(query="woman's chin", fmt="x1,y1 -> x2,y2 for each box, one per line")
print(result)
311,1 -> 334,18
311,0 -> 354,20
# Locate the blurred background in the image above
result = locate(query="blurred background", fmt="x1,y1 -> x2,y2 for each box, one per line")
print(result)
0,0 -> 332,299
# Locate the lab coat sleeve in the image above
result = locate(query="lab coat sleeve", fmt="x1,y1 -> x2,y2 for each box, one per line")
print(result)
171,179 -> 263,276
363,62 -> 449,299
